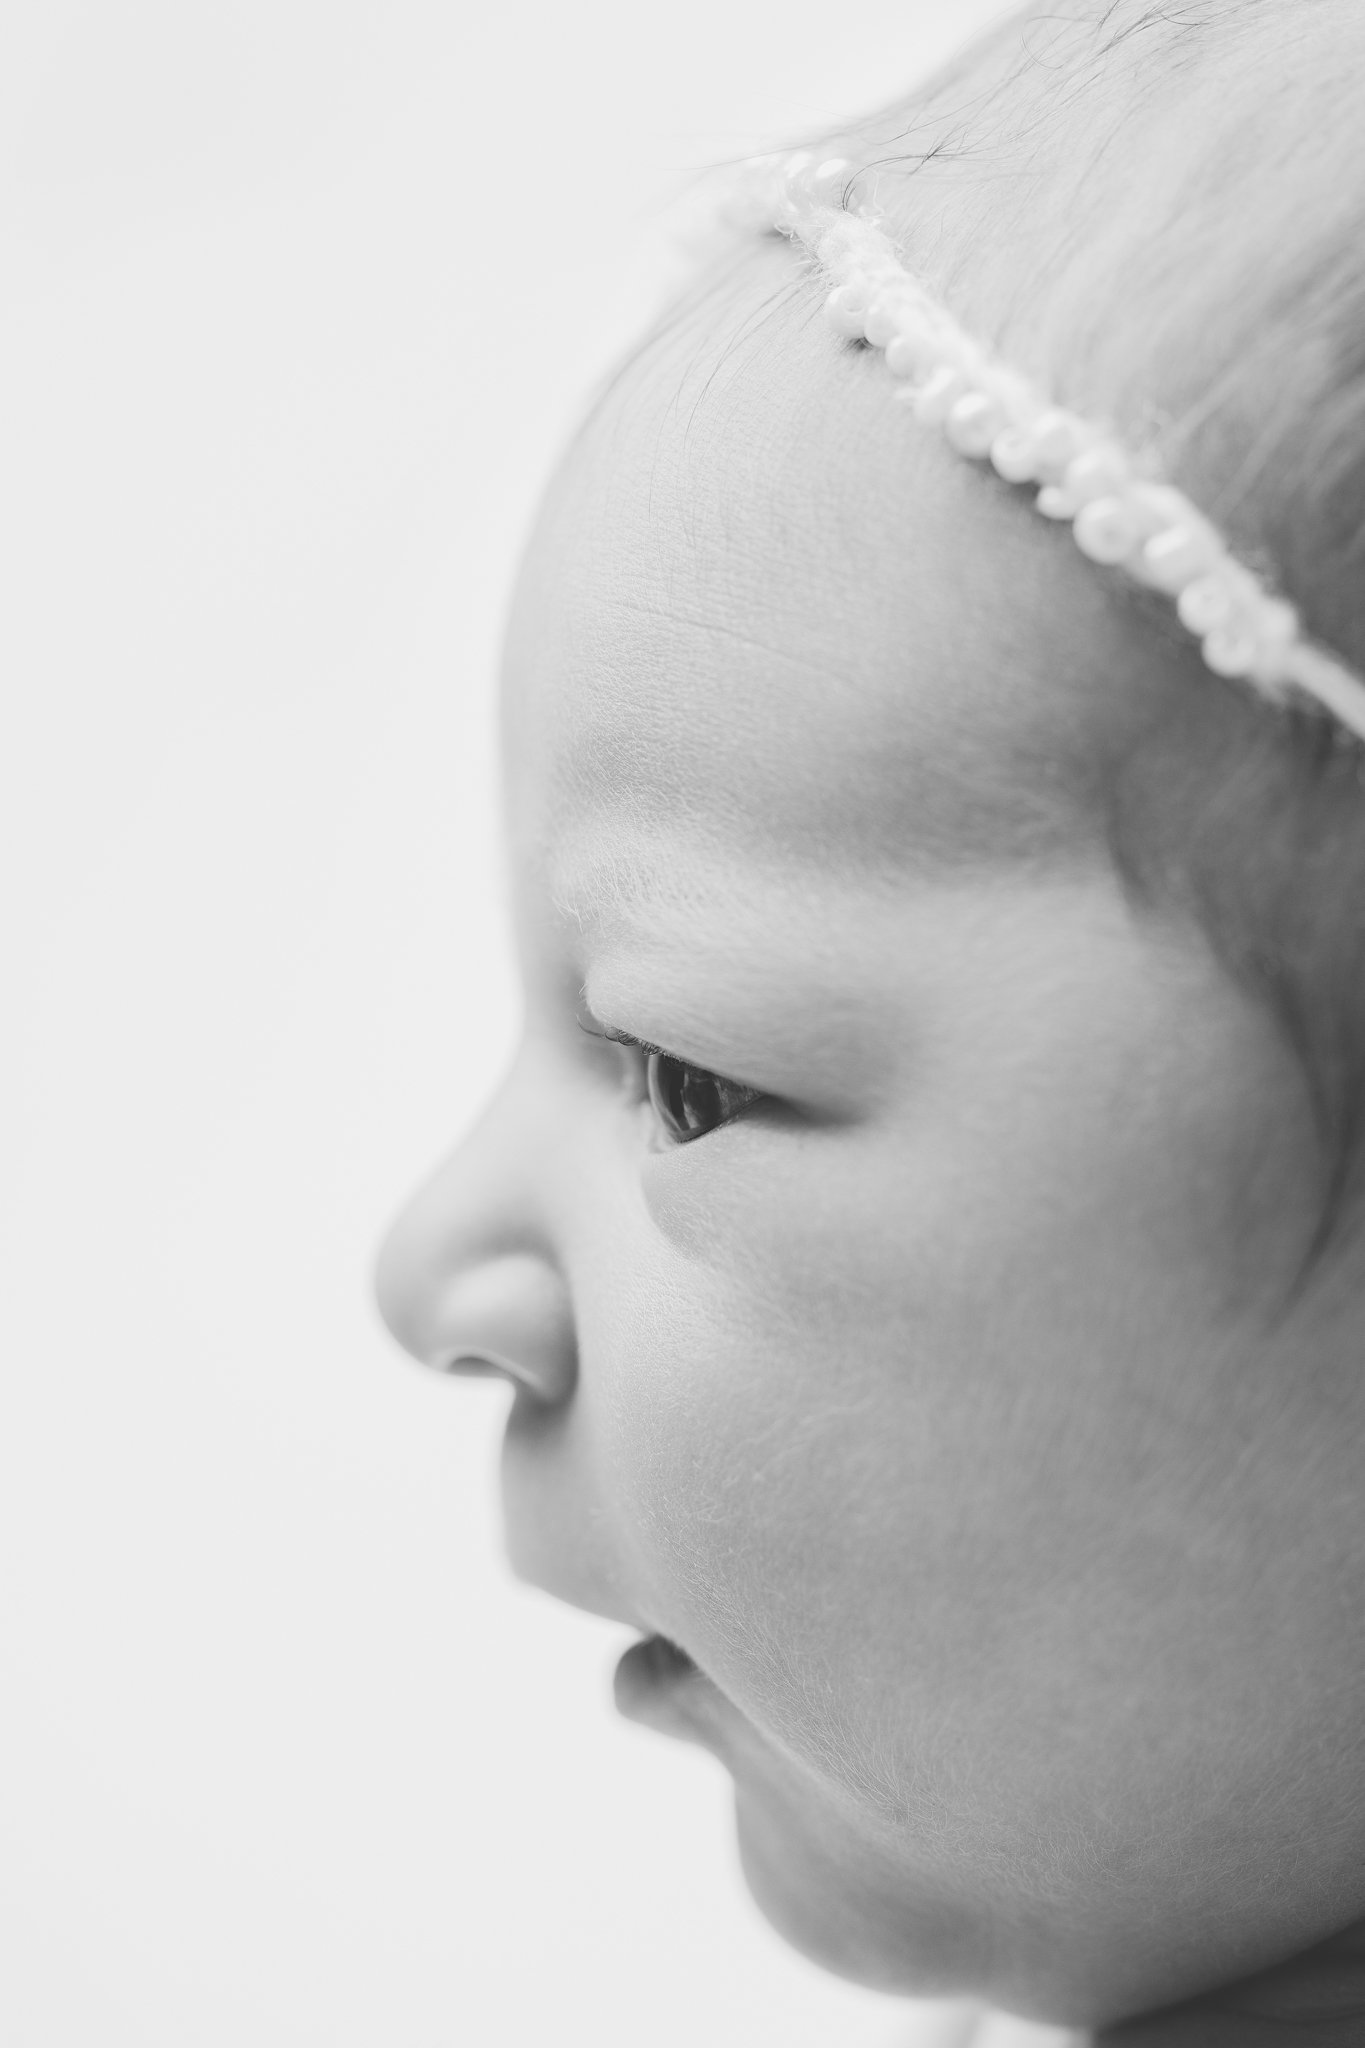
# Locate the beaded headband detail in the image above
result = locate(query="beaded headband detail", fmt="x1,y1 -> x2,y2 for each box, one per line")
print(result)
730,152 -> 1365,743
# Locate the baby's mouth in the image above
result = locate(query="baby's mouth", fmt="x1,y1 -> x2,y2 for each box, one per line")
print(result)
614,1633 -> 726,1747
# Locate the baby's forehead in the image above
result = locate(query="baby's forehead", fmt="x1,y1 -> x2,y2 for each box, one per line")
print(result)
502,242 -> 1125,899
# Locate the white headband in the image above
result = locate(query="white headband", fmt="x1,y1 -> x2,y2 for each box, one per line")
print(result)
730,152 -> 1365,743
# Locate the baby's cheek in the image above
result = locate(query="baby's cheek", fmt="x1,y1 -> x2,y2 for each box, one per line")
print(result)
601,1041 -> 1311,1817
615,1127 -> 971,1770
637,1119 -> 904,1294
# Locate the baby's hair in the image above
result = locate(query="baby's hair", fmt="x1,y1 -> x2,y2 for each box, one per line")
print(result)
756,0 -> 1365,1282
739,164 -> 1365,726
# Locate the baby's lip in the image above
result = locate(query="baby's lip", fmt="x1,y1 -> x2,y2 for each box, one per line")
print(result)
513,1559 -> 746,1755
497,1409 -> 746,1748
613,1633 -> 747,1756
509,1535 -> 766,1772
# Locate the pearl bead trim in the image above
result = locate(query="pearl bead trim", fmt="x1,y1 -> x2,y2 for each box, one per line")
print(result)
733,151 -> 1365,743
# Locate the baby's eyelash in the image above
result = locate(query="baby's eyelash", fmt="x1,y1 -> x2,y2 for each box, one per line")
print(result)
576,1018 -> 668,1060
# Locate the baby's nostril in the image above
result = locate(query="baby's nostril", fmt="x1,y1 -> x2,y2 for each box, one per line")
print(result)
436,1350 -> 517,1380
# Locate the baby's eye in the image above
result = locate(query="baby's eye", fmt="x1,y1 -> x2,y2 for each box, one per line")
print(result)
579,1019 -> 763,1144
643,1049 -> 761,1145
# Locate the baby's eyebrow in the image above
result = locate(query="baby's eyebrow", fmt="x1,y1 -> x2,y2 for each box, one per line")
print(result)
546,780 -> 1095,950
548,833 -> 735,938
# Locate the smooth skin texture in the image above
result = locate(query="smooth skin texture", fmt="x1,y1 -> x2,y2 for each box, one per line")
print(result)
377,244 -> 1365,2035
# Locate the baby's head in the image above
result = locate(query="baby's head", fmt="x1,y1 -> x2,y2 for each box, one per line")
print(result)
378,3 -> 1365,2031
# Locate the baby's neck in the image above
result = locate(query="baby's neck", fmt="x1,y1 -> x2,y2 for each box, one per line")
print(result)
1094,1917 -> 1365,2047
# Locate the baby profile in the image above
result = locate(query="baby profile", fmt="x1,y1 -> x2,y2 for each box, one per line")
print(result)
376,3 -> 1365,2040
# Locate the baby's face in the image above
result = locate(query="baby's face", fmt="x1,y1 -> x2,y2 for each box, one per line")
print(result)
379,246 -> 1365,2024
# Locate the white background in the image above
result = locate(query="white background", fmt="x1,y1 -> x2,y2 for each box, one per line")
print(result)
4,3 -> 1017,2043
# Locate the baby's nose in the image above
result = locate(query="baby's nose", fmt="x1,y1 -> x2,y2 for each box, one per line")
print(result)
373,1085 -> 577,1404
377,1242 -> 576,1402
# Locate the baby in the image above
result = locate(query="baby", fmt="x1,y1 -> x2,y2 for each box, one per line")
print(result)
376,3 -> 1365,2041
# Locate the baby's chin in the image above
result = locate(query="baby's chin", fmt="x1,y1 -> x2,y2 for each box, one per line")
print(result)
731,1775 -> 983,2002
725,1720 -> 1121,2026
615,1634 -> 986,1996
614,1638 -> 1168,2024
